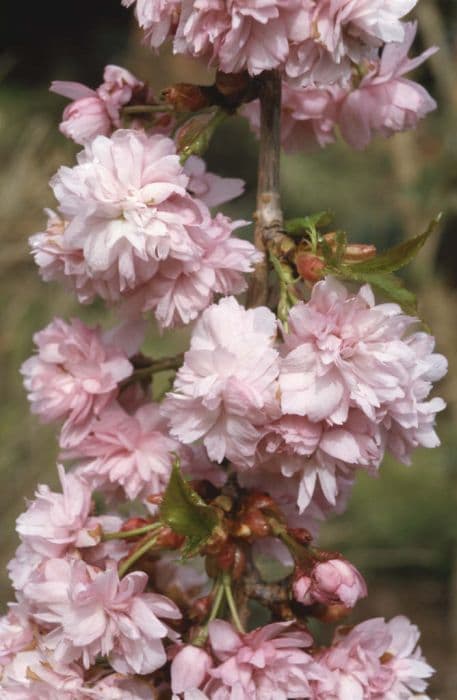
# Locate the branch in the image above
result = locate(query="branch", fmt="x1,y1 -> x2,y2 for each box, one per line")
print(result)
246,70 -> 283,308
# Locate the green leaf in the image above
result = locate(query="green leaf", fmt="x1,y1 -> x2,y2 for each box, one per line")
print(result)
344,215 -> 442,275
160,458 -> 219,557
284,211 -> 333,237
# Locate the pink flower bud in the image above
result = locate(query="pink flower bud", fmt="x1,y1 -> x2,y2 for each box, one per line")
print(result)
293,559 -> 367,609
171,645 -> 212,694
60,96 -> 111,145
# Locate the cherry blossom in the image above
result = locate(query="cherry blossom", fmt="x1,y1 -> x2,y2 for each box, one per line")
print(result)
23,558 -> 181,674
313,615 -> 434,698
15,464 -> 96,558
293,558 -> 367,608
338,22 -> 438,149
162,296 -> 280,466
204,620 -> 320,698
64,401 -> 182,501
51,65 -> 145,145
21,318 -> 138,447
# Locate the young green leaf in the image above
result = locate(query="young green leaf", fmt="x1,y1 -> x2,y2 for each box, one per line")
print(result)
160,457 -> 219,557
343,215 -> 441,275
284,211 -> 333,237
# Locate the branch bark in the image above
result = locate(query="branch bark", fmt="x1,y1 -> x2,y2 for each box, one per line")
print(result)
246,70 -> 283,308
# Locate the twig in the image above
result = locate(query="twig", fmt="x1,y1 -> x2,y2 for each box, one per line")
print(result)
246,70 -> 283,308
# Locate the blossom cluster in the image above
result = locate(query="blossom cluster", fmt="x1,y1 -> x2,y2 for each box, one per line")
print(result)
119,2 -> 436,151
164,279 -> 447,524
1,1 -> 445,696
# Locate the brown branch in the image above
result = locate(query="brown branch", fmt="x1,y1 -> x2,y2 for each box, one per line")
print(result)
246,70 -> 283,308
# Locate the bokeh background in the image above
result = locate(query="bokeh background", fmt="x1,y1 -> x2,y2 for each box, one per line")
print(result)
1,1 -> 456,696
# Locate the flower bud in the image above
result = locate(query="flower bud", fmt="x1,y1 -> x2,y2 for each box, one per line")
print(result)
295,252 -> 325,282
293,559 -> 367,609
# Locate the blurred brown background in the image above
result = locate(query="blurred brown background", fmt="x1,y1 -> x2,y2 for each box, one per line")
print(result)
1,1 -> 456,696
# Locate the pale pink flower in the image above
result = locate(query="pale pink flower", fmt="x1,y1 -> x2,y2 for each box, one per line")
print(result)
293,558 -> 367,608
286,0 -> 418,86
205,620 -> 318,698
313,615 -> 434,698
123,0 -> 181,48
15,464 -> 96,558
242,81 -> 340,153
280,277 -> 435,425
339,22 -> 437,149
51,131 -> 209,290
21,318 -> 138,447
51,65 -> 145,145
0,605 -> 34,668
184,156 -> 245,208
162,297 -> 280,467
175,0 -> 297,76
24,558 -> 181,673
64,401 -> 181,501
171,645 -> 213,694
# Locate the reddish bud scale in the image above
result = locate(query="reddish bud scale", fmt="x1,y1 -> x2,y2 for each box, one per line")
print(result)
163,84 -> 211,112
295,252 -> 325,282
121,517 -> 152,533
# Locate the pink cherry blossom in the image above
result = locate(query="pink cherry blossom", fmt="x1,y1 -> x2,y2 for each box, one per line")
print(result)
24,557 -> 181,674
313,615 -> 434,698
242,81 -> 341,153
15,464 -> 96,558
293,558 -> 367,608
51,130 -> 207,286
280,277 -> 445,427
338,22 -> 437,149
286,0 -> 418,87
184,156 -> 245,208
64,401 -> 182,501
21,318 -> 138,447
162,296 -> 280,467
51,65 -> 145,145
177,0 -> 297,76
205,620 -> 319,698
171,645 -> 213,694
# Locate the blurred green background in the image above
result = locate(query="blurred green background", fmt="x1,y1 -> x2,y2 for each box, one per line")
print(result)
1,1 -> 457,696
